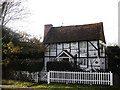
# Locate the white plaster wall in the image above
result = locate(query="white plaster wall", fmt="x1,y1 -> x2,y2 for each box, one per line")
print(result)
88,41 -> 98,57
89,51 -> 98,57
88,41 -> 98,50
88,58 -> 100,66
100,58 -> 105,69
57,50 -> 62,55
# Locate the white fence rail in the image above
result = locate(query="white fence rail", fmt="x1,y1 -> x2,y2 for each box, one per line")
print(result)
47,71 -> 113,86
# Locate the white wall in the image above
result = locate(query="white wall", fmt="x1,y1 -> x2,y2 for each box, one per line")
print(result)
44,40 -> 106,70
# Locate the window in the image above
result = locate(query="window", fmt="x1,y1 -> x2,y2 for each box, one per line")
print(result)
80,42 -> 87,48
71,42 -> 78,49
78,58 -> 87,65
57,43 -> 62,50
80,42 -> 87,53
63,43 -> 69,49
80,49 -> 87,53
50,44 -> 56,52
79,42 -> 87,57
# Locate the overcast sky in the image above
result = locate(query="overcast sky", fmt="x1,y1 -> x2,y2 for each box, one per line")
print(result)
11,0 -> 119,45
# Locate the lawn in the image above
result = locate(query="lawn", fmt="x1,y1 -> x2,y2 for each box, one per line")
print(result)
1,80 -> 120,90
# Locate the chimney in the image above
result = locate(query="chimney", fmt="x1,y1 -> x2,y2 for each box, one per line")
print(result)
44,24 -> 53,38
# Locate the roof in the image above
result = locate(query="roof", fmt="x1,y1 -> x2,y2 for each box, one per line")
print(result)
43,22 -> 106,43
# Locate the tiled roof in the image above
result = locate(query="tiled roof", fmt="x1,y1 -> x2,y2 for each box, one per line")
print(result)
43,22 -> 106,43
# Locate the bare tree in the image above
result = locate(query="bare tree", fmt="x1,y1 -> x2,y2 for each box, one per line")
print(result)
0,0 -> 28,28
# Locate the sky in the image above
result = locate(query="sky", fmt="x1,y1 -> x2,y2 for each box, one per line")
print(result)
10,0 -> 119,45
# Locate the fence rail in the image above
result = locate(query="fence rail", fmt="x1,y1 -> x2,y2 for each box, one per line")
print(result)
47,71 -> 113,86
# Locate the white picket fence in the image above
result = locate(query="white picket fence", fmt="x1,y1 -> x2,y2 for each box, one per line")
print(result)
47,71 -> 113,86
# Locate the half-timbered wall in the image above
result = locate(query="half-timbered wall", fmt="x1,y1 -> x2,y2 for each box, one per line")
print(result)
44,40 -> 106,70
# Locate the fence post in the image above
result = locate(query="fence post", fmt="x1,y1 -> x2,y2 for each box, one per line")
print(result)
37,72 -> 39,83
47,71 -> 50,84
110,71 -> 113,86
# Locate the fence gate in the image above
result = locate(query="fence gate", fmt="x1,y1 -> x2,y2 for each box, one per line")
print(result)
47,71 -> 113,86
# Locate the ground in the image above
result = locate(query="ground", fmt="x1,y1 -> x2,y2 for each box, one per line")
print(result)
1,80 -> 120,90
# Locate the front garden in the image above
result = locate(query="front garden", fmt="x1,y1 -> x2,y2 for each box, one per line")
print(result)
1,79 -> 120,90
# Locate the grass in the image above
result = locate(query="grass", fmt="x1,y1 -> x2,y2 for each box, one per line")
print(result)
1,80 -> 120,90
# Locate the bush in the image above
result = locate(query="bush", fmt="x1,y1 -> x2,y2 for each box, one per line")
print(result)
27,60 -> 44,72
7,59 -> 44,72
47,61 -> 73,71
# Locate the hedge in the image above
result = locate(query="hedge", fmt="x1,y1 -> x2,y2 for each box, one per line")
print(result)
47,61 -> 73,71
7,59 -> 44,72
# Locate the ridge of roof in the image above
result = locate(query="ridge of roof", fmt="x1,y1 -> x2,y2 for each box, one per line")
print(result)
53,22 -> 103,28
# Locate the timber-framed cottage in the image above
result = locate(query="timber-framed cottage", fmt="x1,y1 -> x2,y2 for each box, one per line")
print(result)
43,22 -> 107,71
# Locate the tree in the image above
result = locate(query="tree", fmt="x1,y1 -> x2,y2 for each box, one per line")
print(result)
107,45 -> 120,74
2,29 -> 46,79
2,41 -> 22,65
17,36 -> 46,59
2,27 -> 46,61
1,0 -> 28,27
2,26 -> 21,44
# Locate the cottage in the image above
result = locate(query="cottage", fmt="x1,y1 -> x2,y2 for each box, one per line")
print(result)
43,22 -> 107,71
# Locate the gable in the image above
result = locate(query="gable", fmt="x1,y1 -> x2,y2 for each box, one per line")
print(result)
43,22 -> 106,44
56,50 -> 74,58
59,53 -> 68,57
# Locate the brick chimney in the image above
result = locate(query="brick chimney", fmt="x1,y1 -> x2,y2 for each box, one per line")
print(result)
44,24 -> 53,38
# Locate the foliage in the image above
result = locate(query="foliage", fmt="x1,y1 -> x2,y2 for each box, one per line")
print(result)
2,59 -> 44,80
47,61 -> 73,71
107,45 -> 120,74
2,27 -> 46,79
17,37 -> 46,59
7,59 -> 44,72
2,26 -> 46,61
2,41 -> 22,65
2,26 -> 21,44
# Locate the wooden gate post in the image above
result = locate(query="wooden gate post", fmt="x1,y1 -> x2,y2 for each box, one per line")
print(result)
110,71 -> 113,86
47,71 -> 50,84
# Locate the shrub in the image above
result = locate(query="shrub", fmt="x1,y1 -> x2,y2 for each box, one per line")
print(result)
7,59 -> 43,72
26,60 -> 44,72
47,61 -> 73,71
